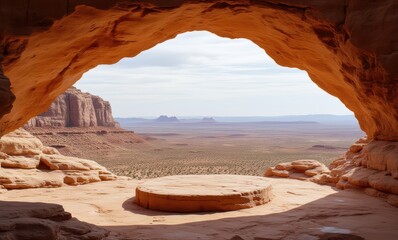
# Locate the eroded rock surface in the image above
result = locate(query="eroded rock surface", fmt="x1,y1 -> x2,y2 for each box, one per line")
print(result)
136,175 -> 273,212
2,178 -> 398,240
265,139 -> 398,207
0,67 -> 15,119
0,0 -> 397,141
0,201 -> 109,240
0,129 -> 116,191
25,86 -> 118,128
0,2 -> 397,206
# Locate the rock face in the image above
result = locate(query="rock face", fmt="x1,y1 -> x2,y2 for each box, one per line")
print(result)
0,128 -> 116,191
265,139 -> 398,207
135,174 -> 273,212
0,201 -> 109,240
0,67 -> 15,118
0,0 -> 397,142
25,86 -> 118,128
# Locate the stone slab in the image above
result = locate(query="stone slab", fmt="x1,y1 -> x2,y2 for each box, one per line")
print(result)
135,174 -> 273,212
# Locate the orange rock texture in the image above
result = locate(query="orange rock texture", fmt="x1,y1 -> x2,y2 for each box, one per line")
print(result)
136,175 -> 273,212
0,128 -> 116,190
0,0 -> 397,141
265,138 -> 398,207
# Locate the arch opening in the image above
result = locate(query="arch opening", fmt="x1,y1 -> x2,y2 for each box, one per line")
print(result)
55,30 -> 362,179
76,30 -> 354,118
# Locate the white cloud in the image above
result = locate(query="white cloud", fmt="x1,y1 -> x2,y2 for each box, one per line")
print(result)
75,31 -> 352,117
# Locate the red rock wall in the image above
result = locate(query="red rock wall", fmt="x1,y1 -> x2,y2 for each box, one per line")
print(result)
25,87 -> 118,128
0,0 -> 397,140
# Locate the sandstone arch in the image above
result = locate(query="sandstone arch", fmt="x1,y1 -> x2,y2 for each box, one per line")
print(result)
0,0 -> 397,141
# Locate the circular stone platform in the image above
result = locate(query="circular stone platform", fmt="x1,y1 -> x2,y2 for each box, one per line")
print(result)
135,175 -> 273,212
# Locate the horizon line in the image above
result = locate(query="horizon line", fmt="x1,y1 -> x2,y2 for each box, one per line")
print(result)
114,114 -> 356,119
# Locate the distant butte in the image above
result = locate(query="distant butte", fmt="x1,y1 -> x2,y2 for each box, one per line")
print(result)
155,115 -> 180,123
201,117 -> 216,123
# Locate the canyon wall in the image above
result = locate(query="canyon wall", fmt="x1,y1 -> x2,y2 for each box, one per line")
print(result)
25,87 -> 118,128
0,0 -> 397,140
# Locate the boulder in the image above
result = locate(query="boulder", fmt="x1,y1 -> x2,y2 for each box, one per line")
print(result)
0,129 -> 43,155
304,165 -> 330,177
265,139 -> 398,207
346,167 -> 377,187
40,154 -> 106,171
265,159 -> 328,181
0,129 -> 116,190
63,171 -> 102,186
1,156 -> 40,169
0,168 -> 64,189
349,144 -> 364,153
291,159 -> 322,172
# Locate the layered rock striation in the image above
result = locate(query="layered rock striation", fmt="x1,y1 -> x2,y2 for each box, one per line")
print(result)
0,128 -> 116,191
265,139 -> 398,207
0,0 -> 397,141
25,87 -> 118,128
136,175 -> 273,212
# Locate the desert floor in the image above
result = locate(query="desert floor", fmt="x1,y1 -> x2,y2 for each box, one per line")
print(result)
34,121 -> 364,179
2,178 -> 397,240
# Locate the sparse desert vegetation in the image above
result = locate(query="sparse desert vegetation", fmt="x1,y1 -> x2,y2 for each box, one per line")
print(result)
33,121 -> 363,179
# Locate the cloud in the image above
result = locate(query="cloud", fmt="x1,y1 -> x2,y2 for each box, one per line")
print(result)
76,31 -> 352,117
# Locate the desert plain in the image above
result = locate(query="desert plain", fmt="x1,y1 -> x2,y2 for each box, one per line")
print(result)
31,120 -> 363,179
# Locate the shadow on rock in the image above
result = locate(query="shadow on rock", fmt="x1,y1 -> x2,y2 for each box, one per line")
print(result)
0,201 -> 109,240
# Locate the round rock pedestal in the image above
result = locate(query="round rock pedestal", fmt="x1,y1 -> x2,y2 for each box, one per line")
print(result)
135,174 -> 273,212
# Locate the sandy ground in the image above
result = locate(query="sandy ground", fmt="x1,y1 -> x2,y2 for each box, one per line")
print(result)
33,122 -> 363,179
1,178 -> 397,240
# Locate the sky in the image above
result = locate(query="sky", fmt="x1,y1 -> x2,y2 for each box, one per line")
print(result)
75,31 -> 352,118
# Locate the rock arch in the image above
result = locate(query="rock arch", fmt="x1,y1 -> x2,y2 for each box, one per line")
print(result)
0,0 -> 397,141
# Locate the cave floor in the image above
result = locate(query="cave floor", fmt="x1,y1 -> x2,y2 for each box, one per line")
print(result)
1,178 -> 397,240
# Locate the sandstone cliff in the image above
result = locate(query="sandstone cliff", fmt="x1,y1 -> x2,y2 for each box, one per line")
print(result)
25,87 -> 118,128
